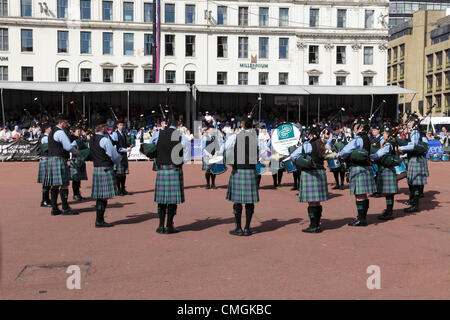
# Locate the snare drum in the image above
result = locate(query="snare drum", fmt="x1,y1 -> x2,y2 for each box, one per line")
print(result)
283,160 -> 297,173
442,154 -> 449,161
372,164 -> 378,177
431,153 -> 440,161
394,160 -> 407,180
327,158 -> 341,170
256,161 -> 267,175
210,163 -> 227,175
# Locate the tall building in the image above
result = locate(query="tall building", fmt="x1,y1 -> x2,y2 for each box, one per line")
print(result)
0,0 -> 389,86
388,0 -> 450,27
387,10 -> 449,116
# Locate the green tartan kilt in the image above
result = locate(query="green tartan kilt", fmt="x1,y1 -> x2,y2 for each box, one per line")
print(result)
114,154 -> 129,175
407,156 -> 428,185
91,167 -> 117,199
376,166 -> 399,195
298,169 -> 329,202
226,169 -> 259,204
37,157 -> 49,184
154,169 -> 185,204
45,157 -> 70,187
70,158 -> 88,181
349,165 -> 377,195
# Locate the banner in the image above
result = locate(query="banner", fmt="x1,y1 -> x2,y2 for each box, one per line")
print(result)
0,138 -> 40,161
427,139 -> 443,158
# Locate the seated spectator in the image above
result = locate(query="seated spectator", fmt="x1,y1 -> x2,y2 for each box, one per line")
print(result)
426,131 -> 435,140
0,125 -> 11,141
11,125 -> 21,138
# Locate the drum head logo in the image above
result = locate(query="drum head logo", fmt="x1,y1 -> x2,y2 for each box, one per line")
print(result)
278,124 -> 294,140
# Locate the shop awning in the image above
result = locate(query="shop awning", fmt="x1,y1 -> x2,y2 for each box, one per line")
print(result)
194,85 -> 309,95
302,86 -> 415,95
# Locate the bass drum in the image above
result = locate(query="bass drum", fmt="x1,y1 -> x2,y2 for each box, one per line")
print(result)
270,123 -> 301,156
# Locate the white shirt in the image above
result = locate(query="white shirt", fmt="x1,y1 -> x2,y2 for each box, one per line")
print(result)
0,130 -> 11,140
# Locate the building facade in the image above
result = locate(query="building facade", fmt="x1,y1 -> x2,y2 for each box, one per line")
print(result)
0,0 -> 389,87
388,0 -> 450,27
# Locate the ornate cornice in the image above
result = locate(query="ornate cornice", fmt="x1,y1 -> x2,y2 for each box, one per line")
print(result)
361,69 -> 377,76
307,69 -> 323,76
121,63 -> 138,69
334,69 -> 350,76
100,62 -> 117,68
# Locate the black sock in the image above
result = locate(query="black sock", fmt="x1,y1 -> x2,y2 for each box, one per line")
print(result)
211,174 -> 216,186
60,189 -> 70,210
278,171 -> 283,185
386,195 -> 394,213
116,175 -> 121,191
233,203 -> 242,229
166,205 -> 177,227
307,206 -> 316,227
244,204 -> 254,230
257,175 -> 261,188
363,199 -> 369,218
408,184 -> 413,202
333,171 -> 339,185
51,188 -> 59,210
96,199 -> 107,223
356,200 -> 365,220
272,174 -> 277,186
316,205 -> 323,227
72,181 -> 80,196
42,186 -> 50,202
419,185 -> 424,196
157,204 -> 167,228
122,176 -> 127,191
340,171 -> 345,185
413,186 -> 421,208
205,172 -> 211,186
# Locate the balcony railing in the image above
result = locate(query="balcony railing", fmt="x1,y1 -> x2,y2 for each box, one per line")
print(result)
436,86 -> 442,92
427,67 -> 433,73
437,65 -> 442,70
427,87 -> 433,93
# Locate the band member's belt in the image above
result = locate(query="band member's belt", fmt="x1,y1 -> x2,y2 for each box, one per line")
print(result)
158,164 -> 181,170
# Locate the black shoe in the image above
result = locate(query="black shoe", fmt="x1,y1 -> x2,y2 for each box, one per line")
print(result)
95,221 -> 114,228
156,227 -> 165,234
211,185 -> 217,189
117,190 -> 124,196
229,228 -> 244,236
420,193 -> 425,198
340,185 -> 345,190
403,200 -> 411,205
243,229 -> 253,236
291,186 -> 297,191
205,184 -> 211,189
51,209 -> 62,216
73,195 -> 83,201
377,210 -> 394,220
302,226 -> 322,233
348,219 -> 367,227
404,206 -> 420,213
164,226 -> 179,234
62,208 -> 79,215
41,201 -> 52,207
332,185 -> 340,190
122,189 -> 130,195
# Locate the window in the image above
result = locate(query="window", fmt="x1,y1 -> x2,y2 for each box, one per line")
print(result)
123,2 -> 133,21
279,73 -> 288,85
58,68 -> 69,82
144,3 -> 153,22
81,68 -> 91,82
0,28 -> 8,51
21,29 -> 33,52
436,95 -> 442,111
365,10 -> 374,28
80,0 -> 91,20
144,34 -> 153,56
217,72 -> 227,85
0,0 -> 8,16
446,72 -> 450,89
436,51 -> 443,68
103,1 -> 113,21
393,65 -> 397,79
103,32 -> 113,55
363,76 -> 373,86
22,66 -> 33,81
165,34 -> 175,56
259,37 -> 268,59
185,4 -> 195,24
57,31 -> 68,53
447,49 -> 450,66
387,67 -> 390,81
124,69 -> 134,83
337,9 -> 346,28
310,9 -> 319,27
427,54 -> 433,70
336,76 -> 346,86
436,73 -> 442,90
57,0 -> 68,19
364,47 -> 373,65
103,69 -> 113,82
259,7 -> 268,27
399,63 -> 404,78
238,72 -> 248,85
309,45 -> 318,64
217,36 -> 227,58
426,96 -> 432,109
336,46 -> 346,64
400,44 -> 405,59
393,46 -> 398,61
0,66 -> 8,81
21,0 -> 32,17
388,48 -> 391,62
217,6 -> 227,25
166,70 -> 176,83
446,95 -> 450,110
259,72 -> 268,85
124,33 -> 134,55
185,71 -> 195,85
239,7 -> 248,26
279,38 -> 288,59
80,31 -> 91,54
279,8 -> 289,27
185,35 -> 195,57
238,37 -> 248,59
309,76 -> 319,85
165,4 -> 175,23
144,69 -> 154,83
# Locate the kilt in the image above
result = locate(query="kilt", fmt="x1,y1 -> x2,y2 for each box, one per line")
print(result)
91,167 -> 117,199
37,157 -> 49,184
69,158 -> 88,181
298,169 -> 328,203
349,165 -> 377,195
114,154 -> 129,175
45,157 -> 70,187
407,155 -> 428,185
226,169 -> 259,204
376,166 -> 398,195
154,169 -> 185,204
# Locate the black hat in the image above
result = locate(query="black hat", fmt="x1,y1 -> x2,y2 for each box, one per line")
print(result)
371,124 -> 381,130
309,125 -> 321,137
332,125 -> 340,131
117,119 -> 126,125
54,113 -> 69,123
42,122 -> 52,130
94,115 -> 107,127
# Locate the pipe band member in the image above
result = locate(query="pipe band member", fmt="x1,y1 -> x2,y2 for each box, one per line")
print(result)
90,117 -> 122,228
201,124 -> 221,189
290,126 -> 328,233
111,120 -> 132,196
369,124 -> 383,198
338,118 -> 377,227
69,125 -> 88,201
152,118 -> 190,234
399,114 -> 429,213
325,125 -> 347,190
46,114 -> 79,216
37,122 -> 52,207
370,126 -> 399,220
220,117 -> 260,237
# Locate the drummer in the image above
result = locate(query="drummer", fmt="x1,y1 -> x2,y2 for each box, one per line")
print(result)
370,126 -> 399,220
325,125 -> 346,190
256,125 -> 270,188
201,124 -> 222,189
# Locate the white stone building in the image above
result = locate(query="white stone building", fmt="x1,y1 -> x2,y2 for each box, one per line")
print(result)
0,0 -> 389,86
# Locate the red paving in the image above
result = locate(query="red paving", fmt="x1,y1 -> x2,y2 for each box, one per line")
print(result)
0,161 -> 449,299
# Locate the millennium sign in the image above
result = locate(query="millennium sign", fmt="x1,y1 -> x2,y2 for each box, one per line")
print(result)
240,55 -> 268,69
